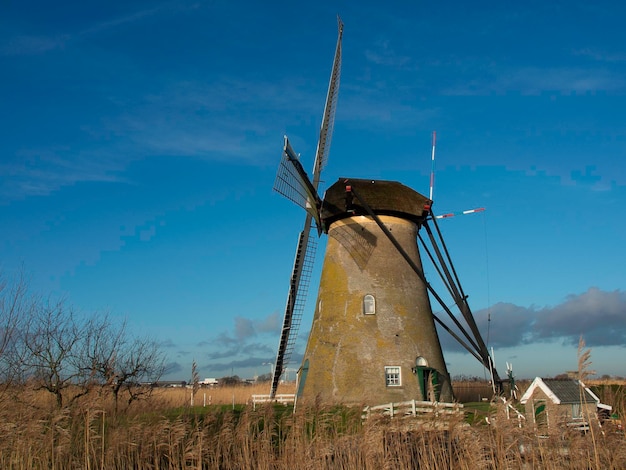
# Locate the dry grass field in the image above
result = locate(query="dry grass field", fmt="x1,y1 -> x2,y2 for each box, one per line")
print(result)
152,382 -> 297,408
0,381 -> 623,469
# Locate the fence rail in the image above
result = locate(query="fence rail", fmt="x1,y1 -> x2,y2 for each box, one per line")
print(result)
362,400 -> 463,420
251,394 -> 296,410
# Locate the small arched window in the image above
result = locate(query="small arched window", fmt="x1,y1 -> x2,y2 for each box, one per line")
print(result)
363,294 -> 376,315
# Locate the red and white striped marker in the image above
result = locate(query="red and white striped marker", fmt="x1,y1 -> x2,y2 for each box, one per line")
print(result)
435,207 -> 485,219
429,131 -> 436,201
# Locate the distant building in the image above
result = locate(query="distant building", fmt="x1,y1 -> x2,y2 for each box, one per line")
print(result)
199,378 -> 218,386
153,380 -> 187,388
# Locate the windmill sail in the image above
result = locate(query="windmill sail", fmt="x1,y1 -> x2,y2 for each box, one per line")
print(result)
421,134 -> 499,386
269,18 -> 343,399
311,17 -> 343,186
419,215 -> 501,387
273,137 -> 323,230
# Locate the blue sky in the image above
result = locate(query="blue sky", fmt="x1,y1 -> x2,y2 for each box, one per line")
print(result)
2,1 -> 625,382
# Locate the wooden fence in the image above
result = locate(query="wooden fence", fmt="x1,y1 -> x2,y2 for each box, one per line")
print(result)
251,394 -> 296,410
362,400 -> 463,420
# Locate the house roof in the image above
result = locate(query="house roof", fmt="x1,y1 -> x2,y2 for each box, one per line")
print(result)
520,377 -> 599,405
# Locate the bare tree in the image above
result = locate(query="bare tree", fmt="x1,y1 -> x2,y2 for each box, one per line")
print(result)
81,316 -> 164,413
113,336 -> 164,413
2,270 -> 165,411
19,300 -> 89,408
0,271 -> 33,390
80,314 -> 125,391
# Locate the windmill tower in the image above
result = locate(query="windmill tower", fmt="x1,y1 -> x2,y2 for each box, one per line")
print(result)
297,179 -> 453,404
270,20 -> 500,405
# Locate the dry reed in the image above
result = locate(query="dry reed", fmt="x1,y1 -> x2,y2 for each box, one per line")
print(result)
0,383 -> 624,469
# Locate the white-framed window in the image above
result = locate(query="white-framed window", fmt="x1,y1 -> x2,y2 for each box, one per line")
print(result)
385,366 -> 401,386
363,294 -> 376,315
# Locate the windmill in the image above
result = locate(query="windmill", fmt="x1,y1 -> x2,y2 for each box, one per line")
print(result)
506,362 -> 519,400
270,20 -> 501,405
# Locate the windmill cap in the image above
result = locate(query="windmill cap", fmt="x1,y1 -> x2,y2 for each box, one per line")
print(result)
321,178 -> 432,231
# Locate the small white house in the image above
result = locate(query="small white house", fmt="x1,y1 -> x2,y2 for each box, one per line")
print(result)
520,377 -> 610,431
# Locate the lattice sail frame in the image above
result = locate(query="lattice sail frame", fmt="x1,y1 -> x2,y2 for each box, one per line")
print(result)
269,18 -> 343,399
